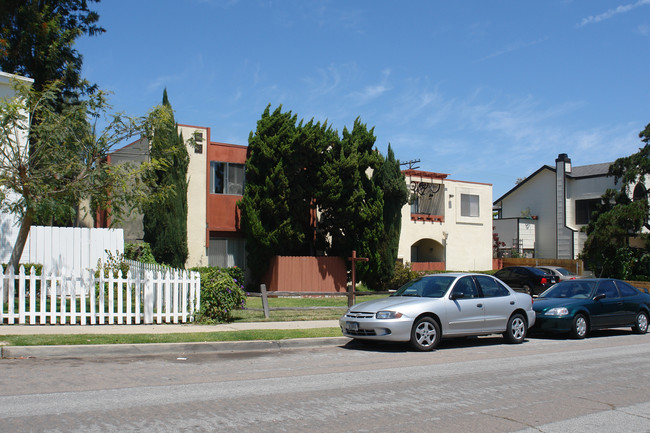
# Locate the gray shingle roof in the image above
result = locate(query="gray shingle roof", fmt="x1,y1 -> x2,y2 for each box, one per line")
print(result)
569,162 -> 612,178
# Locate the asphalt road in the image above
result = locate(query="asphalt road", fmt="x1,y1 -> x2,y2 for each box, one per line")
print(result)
1,330 -> 649,432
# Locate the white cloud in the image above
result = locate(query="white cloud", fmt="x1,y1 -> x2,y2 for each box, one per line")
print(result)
347,69 -> 392,105
578,0 -> 650,27
478,37 -> 549,62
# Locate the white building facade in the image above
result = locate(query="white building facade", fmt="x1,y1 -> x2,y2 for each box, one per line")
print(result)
493,153 -> 631,259
398,170 -> 493,271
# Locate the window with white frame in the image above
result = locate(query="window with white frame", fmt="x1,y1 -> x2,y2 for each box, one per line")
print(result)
460,194 -> 479,217
210,161 -> 245,195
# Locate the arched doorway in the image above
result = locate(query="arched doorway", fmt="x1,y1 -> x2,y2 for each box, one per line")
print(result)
410,238 -> 445,271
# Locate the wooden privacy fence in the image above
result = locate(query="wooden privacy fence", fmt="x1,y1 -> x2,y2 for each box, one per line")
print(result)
0,265 -> 201,325
501,258 -> 584,275
0,225 -> 124,275
247,284 -> 391,319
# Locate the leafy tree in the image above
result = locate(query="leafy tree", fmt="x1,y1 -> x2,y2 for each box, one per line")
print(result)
0,80 -> 158,293
142,89 -> 189,268
1,0 -> 105,226
580,123 -> 650,278
0,0 -> 104,97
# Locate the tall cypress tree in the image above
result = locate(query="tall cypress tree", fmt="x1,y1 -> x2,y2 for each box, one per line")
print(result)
142,89 -> 189,268
370,144 -> 409,288
317,118 -> 385,286
238,105 -> 332,282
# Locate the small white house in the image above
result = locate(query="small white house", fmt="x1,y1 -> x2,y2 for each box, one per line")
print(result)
492,153 -> 646,259
398,170 -> 493,271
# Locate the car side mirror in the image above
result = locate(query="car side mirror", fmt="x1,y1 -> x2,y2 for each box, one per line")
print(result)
451,292 -> 465,300
593,293 -> 606,301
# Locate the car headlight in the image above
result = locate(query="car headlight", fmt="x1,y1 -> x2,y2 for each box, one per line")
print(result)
376,311 -> 403,319
545,307 -> 569,316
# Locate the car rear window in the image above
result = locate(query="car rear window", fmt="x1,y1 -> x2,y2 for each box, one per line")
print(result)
528,267 -> 550,276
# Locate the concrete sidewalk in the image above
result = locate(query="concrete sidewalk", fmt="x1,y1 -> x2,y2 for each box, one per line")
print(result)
0,320 -> 346,359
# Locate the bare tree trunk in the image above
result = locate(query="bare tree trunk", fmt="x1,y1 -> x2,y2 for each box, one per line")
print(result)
3,212 -> 32,303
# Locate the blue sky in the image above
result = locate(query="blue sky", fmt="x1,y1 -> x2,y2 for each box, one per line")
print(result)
76,0 -> 650,199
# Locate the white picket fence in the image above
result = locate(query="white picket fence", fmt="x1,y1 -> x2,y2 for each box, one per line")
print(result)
0,265 -> 201,325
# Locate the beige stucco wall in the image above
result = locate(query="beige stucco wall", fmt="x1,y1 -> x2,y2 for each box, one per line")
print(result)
398,176 -> 493,271
178,125 -> 208,268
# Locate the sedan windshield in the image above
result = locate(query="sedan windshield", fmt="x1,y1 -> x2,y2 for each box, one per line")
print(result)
539,280 -> 596,299
392,276 -> 455,298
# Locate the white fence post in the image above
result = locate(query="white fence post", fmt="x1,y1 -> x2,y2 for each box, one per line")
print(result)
18,266 -> 25,324
144,270 -> 154,324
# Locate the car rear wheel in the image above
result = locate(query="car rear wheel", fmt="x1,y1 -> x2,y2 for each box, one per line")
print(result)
504,313 -> 526,344
570,313 -> 588,339
632,311 -> 649,334
410,317 -> 441,351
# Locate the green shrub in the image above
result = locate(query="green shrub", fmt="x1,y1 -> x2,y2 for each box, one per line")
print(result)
373,261 -> 420,291
94,250 -> 130,278
193,267 -> 246,323
1,263 -> 43,274
124,242 -> 157,264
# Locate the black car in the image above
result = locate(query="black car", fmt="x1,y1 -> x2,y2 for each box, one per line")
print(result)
494,266 -> 557,296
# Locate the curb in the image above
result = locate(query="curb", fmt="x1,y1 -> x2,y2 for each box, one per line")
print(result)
0,337 -> 351,359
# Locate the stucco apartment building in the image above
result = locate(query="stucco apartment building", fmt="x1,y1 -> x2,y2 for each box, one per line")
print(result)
111,123 -> 493,272
399,170 -> 493,271
109,124 -> 247,269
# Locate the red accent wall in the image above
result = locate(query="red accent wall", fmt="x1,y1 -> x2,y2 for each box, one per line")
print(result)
263,256 -> 348,292
206,142 -> 248,235
411,262 -> 446,272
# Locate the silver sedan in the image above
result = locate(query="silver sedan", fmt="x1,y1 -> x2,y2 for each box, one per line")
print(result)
340,273 -> 535,351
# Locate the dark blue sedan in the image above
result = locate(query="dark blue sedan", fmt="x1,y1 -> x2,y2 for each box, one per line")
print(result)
532,279 -> 650,338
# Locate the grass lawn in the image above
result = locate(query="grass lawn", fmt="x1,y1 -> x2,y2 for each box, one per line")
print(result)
0,293 -> 390,346
231,293 -> 388,322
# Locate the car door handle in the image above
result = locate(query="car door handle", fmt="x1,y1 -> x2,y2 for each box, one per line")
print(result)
476,304 -> 483,308
510,301 -> 515,305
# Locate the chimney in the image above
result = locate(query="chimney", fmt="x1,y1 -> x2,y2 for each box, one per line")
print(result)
555,153 -> 572,258
556,153 -> 571,174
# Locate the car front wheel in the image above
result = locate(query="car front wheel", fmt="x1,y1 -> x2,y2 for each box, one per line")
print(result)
410,317 -> 441,351
504,313 -> 526,344
632,311 -> 649,334
571,313 -> 588,339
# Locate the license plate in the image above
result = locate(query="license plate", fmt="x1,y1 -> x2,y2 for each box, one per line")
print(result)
346,321 -> 359,331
